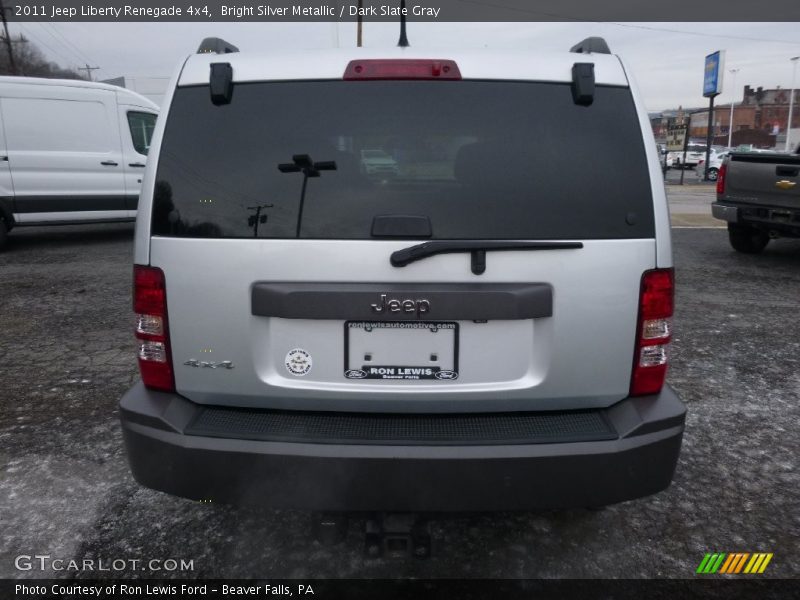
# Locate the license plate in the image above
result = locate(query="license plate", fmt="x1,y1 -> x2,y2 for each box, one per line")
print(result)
344,321 -> 459,381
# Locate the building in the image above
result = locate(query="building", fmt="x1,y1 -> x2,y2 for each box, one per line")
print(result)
653,85 -> 798,149
102,76 -> 170,107
649,107 -> 703,142
688,105 -> 755,138
741,85 -> 800,134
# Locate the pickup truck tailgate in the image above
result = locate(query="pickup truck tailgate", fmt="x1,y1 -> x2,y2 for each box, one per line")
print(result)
724,153 -> 800,209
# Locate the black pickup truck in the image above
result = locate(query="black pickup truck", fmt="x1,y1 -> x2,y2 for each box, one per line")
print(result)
712,145 -> 800,253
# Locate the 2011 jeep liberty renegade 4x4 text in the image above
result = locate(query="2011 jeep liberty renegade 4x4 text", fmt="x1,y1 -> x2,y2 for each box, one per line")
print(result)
120,36 -> 685,511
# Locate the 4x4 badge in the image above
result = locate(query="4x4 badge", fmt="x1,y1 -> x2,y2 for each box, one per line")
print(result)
183,359 -> 234,369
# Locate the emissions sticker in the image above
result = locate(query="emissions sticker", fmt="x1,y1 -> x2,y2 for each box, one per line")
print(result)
285,348 -> 312,376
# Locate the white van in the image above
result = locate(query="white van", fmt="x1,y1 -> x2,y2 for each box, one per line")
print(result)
0,76 -> 159,248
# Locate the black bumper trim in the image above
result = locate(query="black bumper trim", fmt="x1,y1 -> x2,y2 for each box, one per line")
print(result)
184,406 -> 616,446
120,384 -> 686,510
251,282 -> 553,321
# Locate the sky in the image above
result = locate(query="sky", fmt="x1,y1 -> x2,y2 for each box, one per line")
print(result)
7,21 -> 800,111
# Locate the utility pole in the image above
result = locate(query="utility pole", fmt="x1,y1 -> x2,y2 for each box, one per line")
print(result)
785,56 -> 799,152
727,68 -> 739,149
0,0 -> 18,75
680,112 -> 692,186
703,95 -> 716,180
78,63 -> 100,81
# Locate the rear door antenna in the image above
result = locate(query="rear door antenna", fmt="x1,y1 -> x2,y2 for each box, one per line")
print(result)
398,0 -> 409,47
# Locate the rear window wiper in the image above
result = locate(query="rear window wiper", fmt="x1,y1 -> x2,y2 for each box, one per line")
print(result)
390,240 -> 584,275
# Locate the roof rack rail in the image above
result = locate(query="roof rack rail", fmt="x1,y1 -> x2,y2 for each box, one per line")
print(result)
197,37 -> 239,55
569,37 -> 611,55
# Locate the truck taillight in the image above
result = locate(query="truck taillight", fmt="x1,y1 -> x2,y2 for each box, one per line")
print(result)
716,163 -> 727,194
631,269 -> 674,397
344,59 -> 462,80
134,265 -> 174,392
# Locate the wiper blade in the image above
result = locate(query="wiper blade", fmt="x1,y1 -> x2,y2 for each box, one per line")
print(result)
390,240 -> 584,275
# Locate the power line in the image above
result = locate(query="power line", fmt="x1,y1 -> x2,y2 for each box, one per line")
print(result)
26,21 -> 84,68
28,21 -> 106,81
43,22 -> 95,64
12,22 -> 102,80
77,63 -> 100,80
34,21 -> 96,67
14,21 -> 73,66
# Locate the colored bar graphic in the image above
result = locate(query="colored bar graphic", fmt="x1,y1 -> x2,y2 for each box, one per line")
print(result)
726,553 -> 743,574
734,553 -> 750,573
696,554 -> 712,574
744,554 -> 759,574
699,552 -> 773,575
745,554 -> 770,574
696,554 -> 713,574
719,553 -> 738,574
719,554 -> 736,573
697,553 -> 727,574
711,553 -> 726,573
758,553 -> 773,573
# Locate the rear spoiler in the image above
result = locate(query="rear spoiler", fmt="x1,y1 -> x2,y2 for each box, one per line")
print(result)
197,37 -> 239,54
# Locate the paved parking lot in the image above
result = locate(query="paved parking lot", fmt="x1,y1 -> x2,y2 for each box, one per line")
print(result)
665,184 -> 721,227
1,214 -> 798,579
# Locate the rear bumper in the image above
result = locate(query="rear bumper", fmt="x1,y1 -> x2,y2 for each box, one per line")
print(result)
712,202 -> 739,223
120,383 -> 686,511
713,201 -> 800,236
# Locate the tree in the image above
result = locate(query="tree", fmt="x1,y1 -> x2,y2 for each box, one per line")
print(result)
0,34 -> 87,79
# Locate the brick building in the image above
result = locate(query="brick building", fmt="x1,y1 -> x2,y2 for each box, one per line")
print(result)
741,85 -> 800,134
653,85 -> 799,148
689,105 -> 756,138
649,107 -> 701,140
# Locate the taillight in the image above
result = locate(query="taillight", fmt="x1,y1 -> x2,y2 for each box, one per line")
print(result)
716,163 -> 727,194
134,265 -> 174,392
343,59 -> 461,80
631,269 -> 674,397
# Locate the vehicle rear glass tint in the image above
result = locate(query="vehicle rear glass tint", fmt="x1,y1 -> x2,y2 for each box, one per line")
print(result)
152,81 -> 654,239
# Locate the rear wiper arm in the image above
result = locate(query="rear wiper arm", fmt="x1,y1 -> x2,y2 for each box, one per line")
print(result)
390,240 -> 584,275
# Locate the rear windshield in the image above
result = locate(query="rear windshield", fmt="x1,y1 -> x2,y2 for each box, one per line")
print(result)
152,81 -> 654,239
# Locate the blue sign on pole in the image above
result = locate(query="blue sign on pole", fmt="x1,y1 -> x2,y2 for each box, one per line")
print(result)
703,50 -> 725,98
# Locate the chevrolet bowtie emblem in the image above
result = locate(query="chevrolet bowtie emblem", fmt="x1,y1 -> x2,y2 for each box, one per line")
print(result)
775,180 -> 797,190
